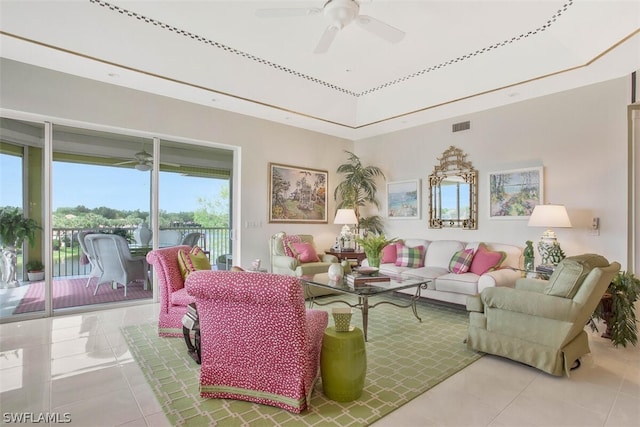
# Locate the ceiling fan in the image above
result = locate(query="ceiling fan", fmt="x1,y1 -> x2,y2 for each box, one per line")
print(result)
114,147 -> 179,171
256,0 -> 405,53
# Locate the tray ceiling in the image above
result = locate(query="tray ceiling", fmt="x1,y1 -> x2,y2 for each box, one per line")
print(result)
1,0 -> 639,140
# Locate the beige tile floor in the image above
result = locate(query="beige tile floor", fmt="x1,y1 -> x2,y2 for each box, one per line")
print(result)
0,302 -> 638,427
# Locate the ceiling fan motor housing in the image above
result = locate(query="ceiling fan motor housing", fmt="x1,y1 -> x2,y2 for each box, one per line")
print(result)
324,0 -> 359,29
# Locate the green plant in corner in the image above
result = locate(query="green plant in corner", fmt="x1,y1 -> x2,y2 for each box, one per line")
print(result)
591,271 -> 640,347
0,206 -> 41,249
334,150 -> 386,235
26,260 -> 44,272
355,234 -> 398,268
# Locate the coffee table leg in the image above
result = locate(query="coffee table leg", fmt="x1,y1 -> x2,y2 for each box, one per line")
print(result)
360,296 -> 369,342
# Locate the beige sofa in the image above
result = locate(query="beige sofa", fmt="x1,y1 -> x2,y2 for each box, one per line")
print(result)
363,239 -> 523,305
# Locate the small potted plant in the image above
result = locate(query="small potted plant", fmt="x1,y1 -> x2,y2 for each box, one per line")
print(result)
0,206 -> 42,287
592,271 -> 640,347
355,234 -> 398,268
26,260 -> 45,282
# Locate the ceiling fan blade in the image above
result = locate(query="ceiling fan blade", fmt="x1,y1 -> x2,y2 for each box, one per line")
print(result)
256,7 -> 321,18
114,160 -> 135,166
355,15 -> 405,43
160,161 -> 180,168
314,25 -> 339,54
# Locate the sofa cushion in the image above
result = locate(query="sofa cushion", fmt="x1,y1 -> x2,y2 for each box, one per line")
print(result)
290,242 -> 320,263
469,244 -> 505,275
395,244 -> 425,268
435,273 -> 479,295
401,266 -> 449,281
544,254 -> 609,298
381,243 -> 399,263
282,234 -> 302,257
449,248 -> 475,274
425,240 -> 465,269
171,286 -> 196,307
177,246 -> 211,279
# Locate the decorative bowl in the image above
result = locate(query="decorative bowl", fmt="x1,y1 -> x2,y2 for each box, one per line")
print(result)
357,267 -> 379,276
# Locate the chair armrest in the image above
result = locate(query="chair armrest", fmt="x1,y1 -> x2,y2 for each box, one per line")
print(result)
478,268 -> 521,292
466,295 -> 484,312
321,254 -> 339,263
272,255 -> 300,271
481,287 -> 580,322
515,278 -> 547,293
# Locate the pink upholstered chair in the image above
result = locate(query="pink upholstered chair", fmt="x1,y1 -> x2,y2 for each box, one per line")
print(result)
185,270 -> 329,413
146,245 -> 195,337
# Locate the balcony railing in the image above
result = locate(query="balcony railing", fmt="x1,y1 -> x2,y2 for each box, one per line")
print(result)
51,226 -> 231,278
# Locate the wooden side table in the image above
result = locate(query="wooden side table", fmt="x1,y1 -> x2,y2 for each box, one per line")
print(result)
324,249 -> 367,266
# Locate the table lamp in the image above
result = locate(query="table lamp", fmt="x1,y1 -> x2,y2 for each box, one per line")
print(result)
527,204 -> 572,266
334,209 -> 358,251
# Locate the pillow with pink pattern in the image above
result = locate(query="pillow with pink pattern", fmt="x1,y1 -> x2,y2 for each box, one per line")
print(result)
281,234 -> 302,257
290,242 -> 320,263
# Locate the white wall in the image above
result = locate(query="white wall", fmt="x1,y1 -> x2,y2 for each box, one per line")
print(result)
355,77 -> 632,268
0,59 -> 352,268
1,58 -> 634,270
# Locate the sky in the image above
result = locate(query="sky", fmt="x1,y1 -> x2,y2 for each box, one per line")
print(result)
1,154 -> 226,213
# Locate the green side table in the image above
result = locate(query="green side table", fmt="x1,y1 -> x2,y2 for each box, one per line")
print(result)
320,326 -> 367,402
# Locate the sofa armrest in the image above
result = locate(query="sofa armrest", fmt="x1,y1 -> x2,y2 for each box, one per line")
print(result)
272,255 -> 300,272
515,278 -> 547,293
481,287 -> 580,321
478,267 -> 521,292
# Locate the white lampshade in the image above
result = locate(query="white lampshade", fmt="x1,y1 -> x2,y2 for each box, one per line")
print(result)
334,209 -> 358,225
528,204 -> 572,229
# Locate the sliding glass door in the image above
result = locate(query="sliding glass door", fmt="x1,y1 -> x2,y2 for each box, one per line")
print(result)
0,118 -> 45,320
1,116 -> 234,320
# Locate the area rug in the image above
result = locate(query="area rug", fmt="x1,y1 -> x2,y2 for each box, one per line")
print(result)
122,295 -> 482,426
13,277 -> 152,314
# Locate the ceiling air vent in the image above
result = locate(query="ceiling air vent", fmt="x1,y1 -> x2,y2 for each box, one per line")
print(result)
452,121 -> 471,132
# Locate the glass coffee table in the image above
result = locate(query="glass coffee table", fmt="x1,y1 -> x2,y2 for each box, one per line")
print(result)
299,272 -> 432,341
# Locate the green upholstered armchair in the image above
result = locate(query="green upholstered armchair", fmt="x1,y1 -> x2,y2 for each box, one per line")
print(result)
466,254 -> 621,376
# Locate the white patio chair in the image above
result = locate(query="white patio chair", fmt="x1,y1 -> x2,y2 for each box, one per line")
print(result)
77,230 -> 102,288
158,229 -> 183,247
181,232 -> 202,247
84,233 -> 149,296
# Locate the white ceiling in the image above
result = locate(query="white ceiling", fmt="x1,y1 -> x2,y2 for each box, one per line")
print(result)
1,0 -> 639,140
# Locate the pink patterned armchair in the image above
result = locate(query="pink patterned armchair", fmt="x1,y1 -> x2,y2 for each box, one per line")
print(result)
185,270 -> 329,413
146,245 -> 195,337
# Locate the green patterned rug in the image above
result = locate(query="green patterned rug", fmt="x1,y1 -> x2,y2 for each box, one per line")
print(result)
121,295 -> 482,426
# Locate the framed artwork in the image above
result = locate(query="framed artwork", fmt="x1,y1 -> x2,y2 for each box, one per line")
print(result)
268,163 -> 328,223
387,179 -> 421,219
489,166 -> 543,219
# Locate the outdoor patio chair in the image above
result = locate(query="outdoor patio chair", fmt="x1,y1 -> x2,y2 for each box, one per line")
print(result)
84,233 -> 150,296
77,230 -> 102,288
181,232 -> 202,247
186,270 -> 328,413
159,229 -> 183,247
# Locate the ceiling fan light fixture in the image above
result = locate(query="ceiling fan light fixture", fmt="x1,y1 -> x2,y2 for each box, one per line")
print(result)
135,163 -> 152,172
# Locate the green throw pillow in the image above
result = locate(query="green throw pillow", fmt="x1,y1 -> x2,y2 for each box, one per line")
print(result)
544,254 -> 609,298
178,246 -> 211,280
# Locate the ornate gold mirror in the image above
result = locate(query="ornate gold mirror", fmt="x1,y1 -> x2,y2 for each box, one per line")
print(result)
428,146 -> 478,229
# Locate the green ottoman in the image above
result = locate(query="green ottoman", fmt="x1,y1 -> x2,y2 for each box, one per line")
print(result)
320,326 -> 367,402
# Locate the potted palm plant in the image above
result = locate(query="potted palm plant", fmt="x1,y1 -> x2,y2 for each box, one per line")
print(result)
355,234 -> 398,268
0,206 -> 42,287
26,260 -> 45,281
334,150 -> 386,235
592,271 -> 640,347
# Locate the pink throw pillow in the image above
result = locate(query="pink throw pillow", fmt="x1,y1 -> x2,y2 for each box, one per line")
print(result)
449,248 -> 475,274
290,242 -> 320,263
281,235 -> 302,257
381,243 -> 399,264
395,244 -> 425,268
469,244 -> 506,275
